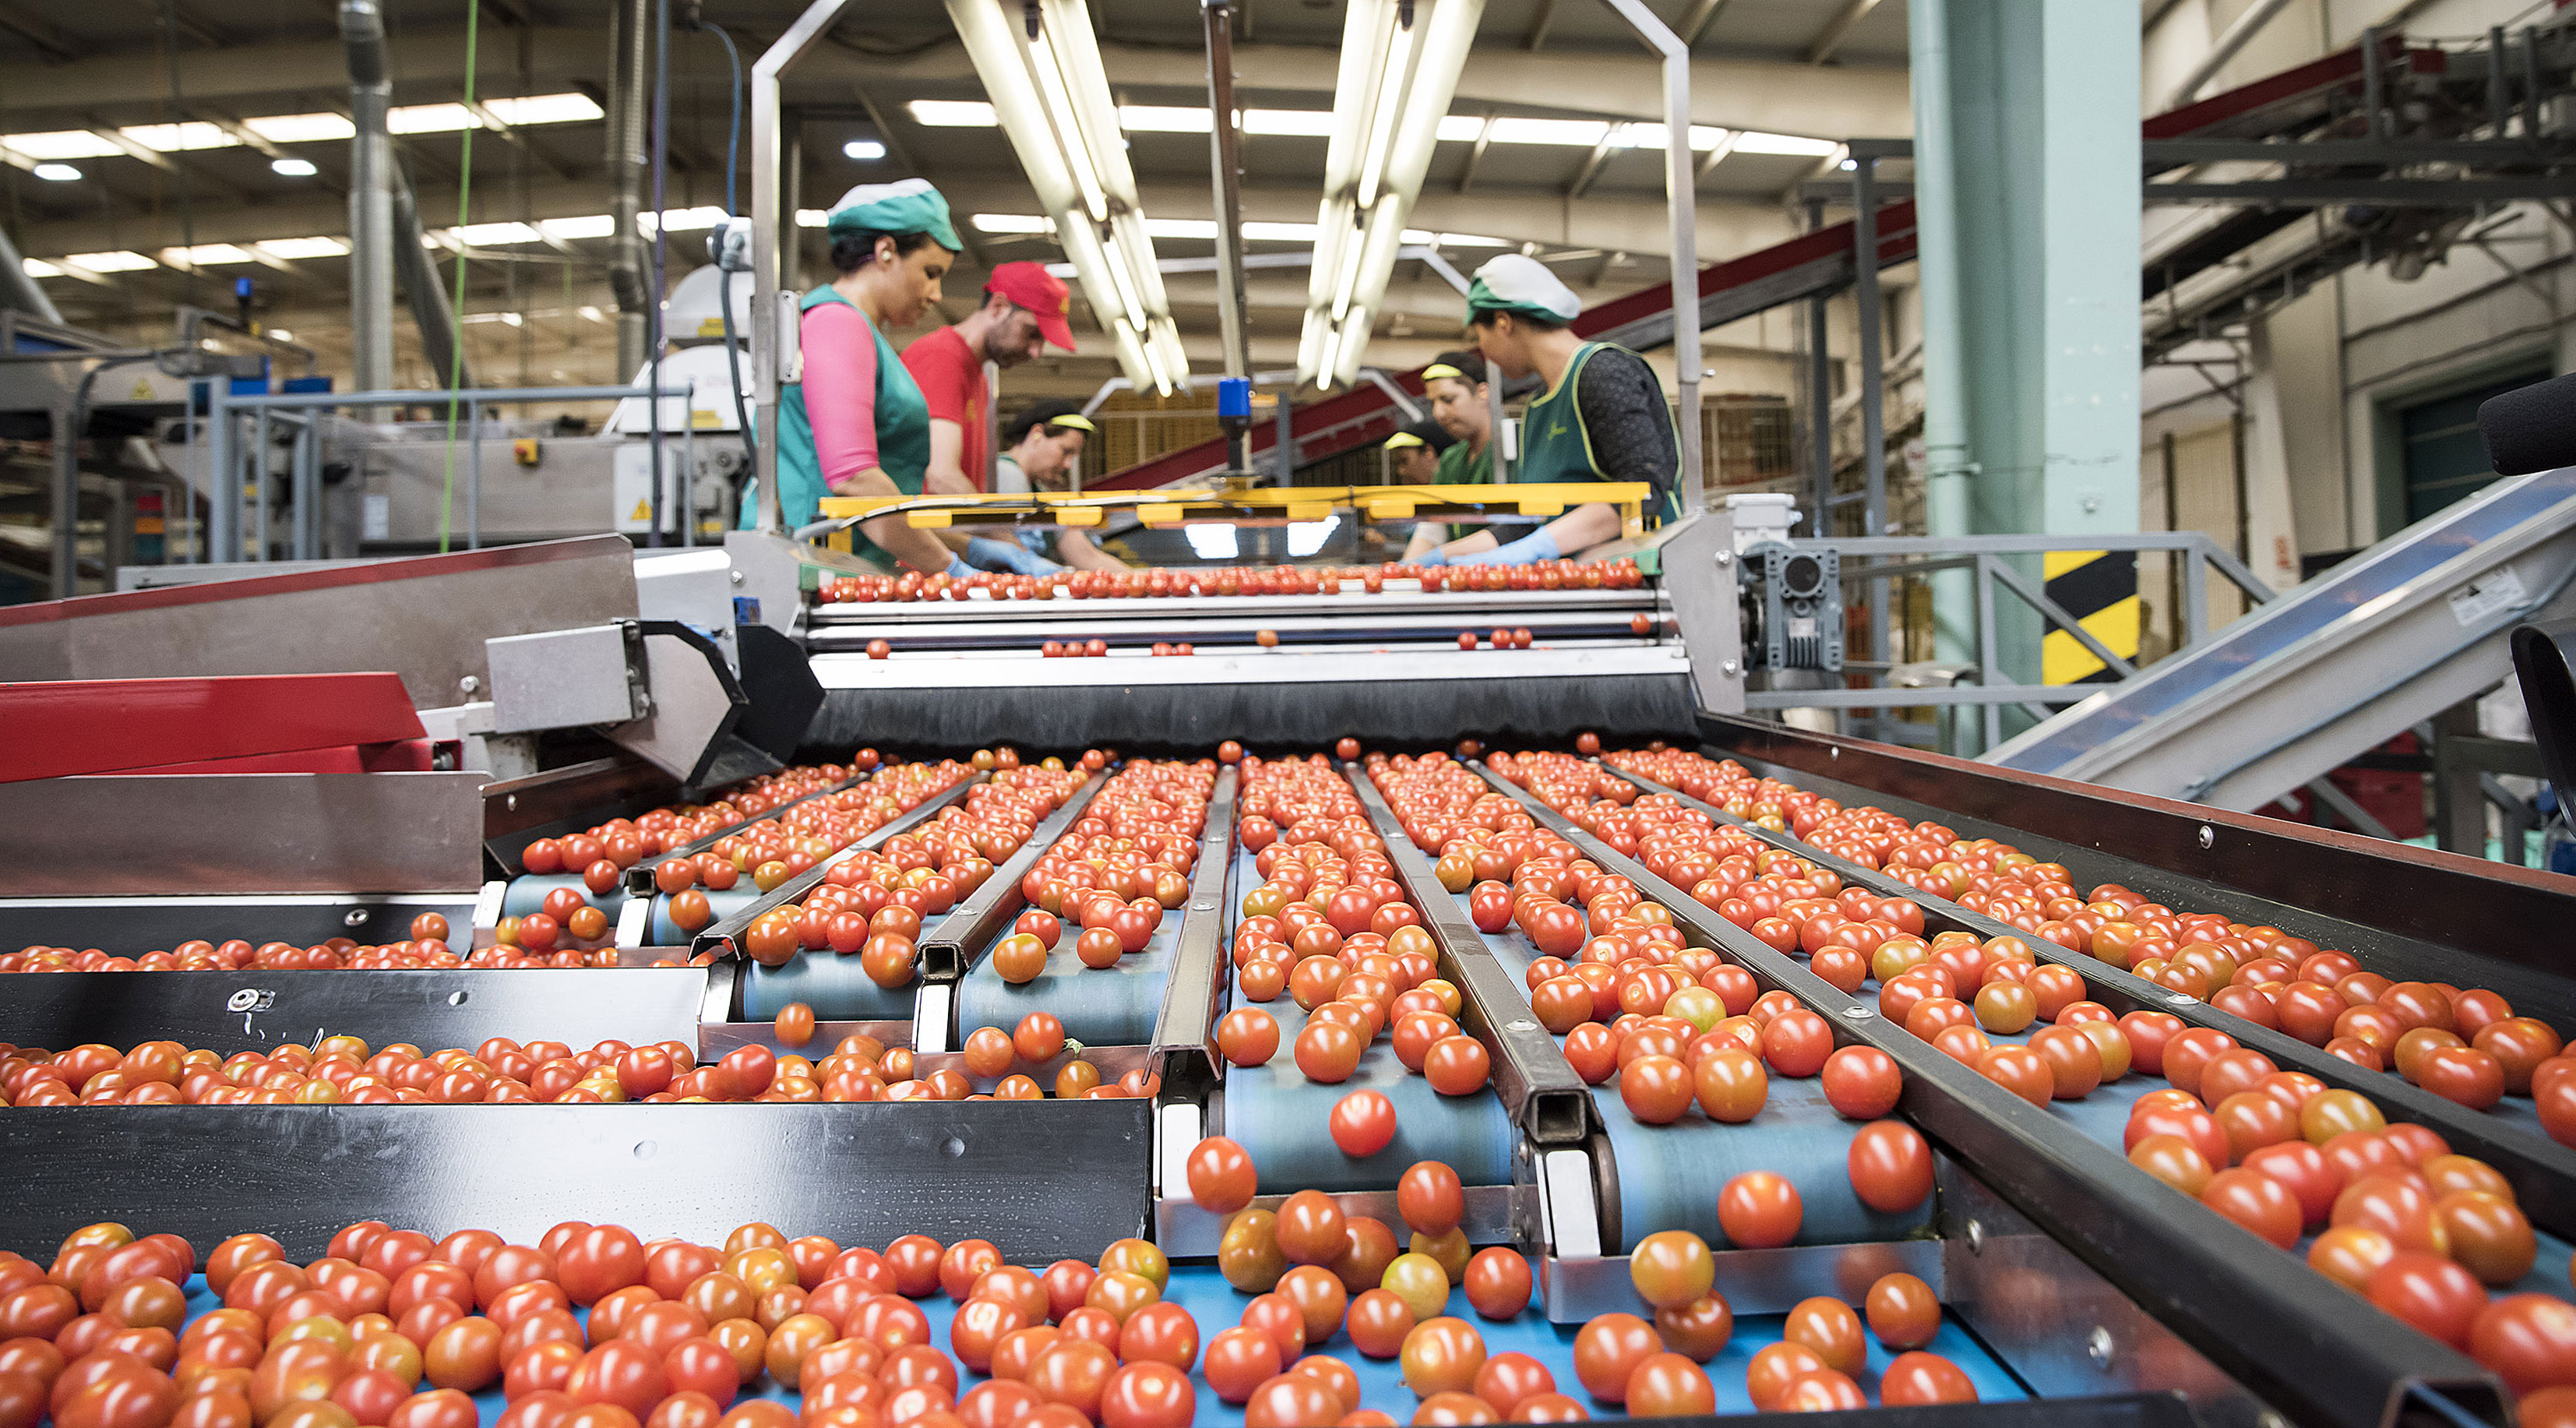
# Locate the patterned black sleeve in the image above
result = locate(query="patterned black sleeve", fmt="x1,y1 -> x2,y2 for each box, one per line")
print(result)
1573,346 -> 1679,515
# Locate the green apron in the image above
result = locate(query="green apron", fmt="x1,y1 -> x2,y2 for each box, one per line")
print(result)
1435,437 -> 1492,542
1514,340 -> 1683,527
739,286 -> 932,568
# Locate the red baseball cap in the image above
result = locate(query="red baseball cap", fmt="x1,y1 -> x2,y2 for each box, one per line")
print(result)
986,261 -> 1077,351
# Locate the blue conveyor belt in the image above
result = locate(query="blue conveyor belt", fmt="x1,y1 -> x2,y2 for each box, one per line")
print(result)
741,949 -> 923,1021
1221,993 -> 1518,1196
153,1261 -> 2028,1426
953,907 -> 1185,1049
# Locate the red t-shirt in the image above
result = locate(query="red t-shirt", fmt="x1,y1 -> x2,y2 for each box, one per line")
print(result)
900,325 -> 988,492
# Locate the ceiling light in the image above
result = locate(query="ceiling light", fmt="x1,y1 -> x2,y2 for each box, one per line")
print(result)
945,0 -> 1185,395
1731,131 -> 1842,157
1304,0 -> 1482,388
118,122 -> 238,152
843,139 -> 886,160
388,104 -> 479,135
577,305 -> 606,322
22,259 -> 62,277
1485,116 -> 1608,147
538,214 -> 616,240
266,329 -> 294,343
31,164 -> 80,182
907,100 -> 997,127
449,221 -> 541,246
1119,106 -> 1210,133
160,244 -> 254,266
62,251 -> 154,272
638,206 -> 728,235
481,93 -> 603,125
243,113 -> 355,143
271,157 -> 319,177
501,312 -> 524,327
795,209 -> 827,227
2,131 -> 119,160
258,237 -> 350,259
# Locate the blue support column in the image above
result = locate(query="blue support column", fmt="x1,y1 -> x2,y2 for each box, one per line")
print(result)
1908,0 -> 2141,731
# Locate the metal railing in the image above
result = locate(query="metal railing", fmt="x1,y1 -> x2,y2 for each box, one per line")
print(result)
1753,531 -> 2278,750
203,382 -> 696,562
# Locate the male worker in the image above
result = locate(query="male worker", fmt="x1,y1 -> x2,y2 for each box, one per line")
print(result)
902,260 -> 1078,495
1383,427 -> 1440,485
1403,351 -> 1496,560
977,400 -> 1131,573
1419,254 -> 1681,566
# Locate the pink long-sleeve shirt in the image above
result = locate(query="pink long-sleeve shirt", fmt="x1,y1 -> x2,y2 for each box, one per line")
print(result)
801,300 -> 879,489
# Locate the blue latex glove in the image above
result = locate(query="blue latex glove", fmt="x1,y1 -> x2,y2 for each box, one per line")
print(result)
1453,527 -> 1561,567
944,555 -> 977,579
1415,546 -> 1450,567
965,535 -> 1062,575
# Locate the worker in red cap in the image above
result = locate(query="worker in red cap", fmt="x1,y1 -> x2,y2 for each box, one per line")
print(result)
900,260 -> 1077,502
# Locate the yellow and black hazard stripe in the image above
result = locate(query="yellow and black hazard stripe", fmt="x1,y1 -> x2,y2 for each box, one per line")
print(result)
2042,550 -> 2141,685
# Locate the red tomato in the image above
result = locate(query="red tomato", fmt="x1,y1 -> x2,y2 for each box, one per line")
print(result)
1715,1172 -> 1801,1248
1848,1120 -> 1934,1214
2364,1252 -> 2486,1349
1328,1091 -> 1397,1157
1819,1046 -> 1900,1119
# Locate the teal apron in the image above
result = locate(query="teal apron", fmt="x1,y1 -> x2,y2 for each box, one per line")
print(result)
1514,340 -> 1683,527
739,286 -> 933,569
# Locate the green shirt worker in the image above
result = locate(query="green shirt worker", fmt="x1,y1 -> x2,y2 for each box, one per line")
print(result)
1418,254 -> 1680,567
741,179 -> 973,576
981,400 -> 1129,573
1402,350 -> 1496,561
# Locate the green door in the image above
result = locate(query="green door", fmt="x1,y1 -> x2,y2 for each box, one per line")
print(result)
2402,368 -> 2551,524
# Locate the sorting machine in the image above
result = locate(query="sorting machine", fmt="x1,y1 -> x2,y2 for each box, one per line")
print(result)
7,503 -> 2576,1428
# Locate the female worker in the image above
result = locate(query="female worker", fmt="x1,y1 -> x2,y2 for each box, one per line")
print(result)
1419,253 -> 1682,566
741,178 -> 971,575
1403,350 -> 1495,560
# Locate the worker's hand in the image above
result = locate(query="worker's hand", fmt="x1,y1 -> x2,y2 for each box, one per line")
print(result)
945,556 -> 978,580
965,536 -> 1062,576
1414,548 -> 1449,566
922,469 -> 977,497
1453,528 -> 1561,567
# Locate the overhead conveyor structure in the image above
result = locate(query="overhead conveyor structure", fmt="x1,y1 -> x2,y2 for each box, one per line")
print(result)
1988,466 -> 2576,810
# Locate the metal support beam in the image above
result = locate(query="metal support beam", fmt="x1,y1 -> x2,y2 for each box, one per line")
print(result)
1805,0 -> 1881,65
341,0 -> 396,395
1523,0 -> 1557,51
1852,153 -> 1887,673
1456,115 -> 1496,194
1804,199 -> 1833,540
1598,0 -> 1702,519
751,0 -> 860,536
48,403 -> 76,599
1203,0 -> 1252,380
1675,0 -> 1727,47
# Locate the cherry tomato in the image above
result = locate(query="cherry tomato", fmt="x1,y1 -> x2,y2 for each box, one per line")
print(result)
1848,1120 -> 1934,1214
1878,1352 -> 1979,1405
2364,1251 -> 2485,1349
1461,1250 -> 1531,1321
1715,1172 -> 1800,1248
1569,1313 -> 1662,1403
1865,1272 -> 1939,1349
1186,1138 -> 1257,1215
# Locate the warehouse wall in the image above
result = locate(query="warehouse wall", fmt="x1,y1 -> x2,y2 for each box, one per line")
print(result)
2143,0 -> 2574,585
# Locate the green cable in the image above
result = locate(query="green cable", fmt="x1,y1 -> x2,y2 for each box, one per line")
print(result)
435,0 -> 481,554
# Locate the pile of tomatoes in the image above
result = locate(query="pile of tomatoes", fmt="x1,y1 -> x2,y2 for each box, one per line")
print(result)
736,768 -> 1087,984
0,1034 -> 810,1108
1182,1134 -> 1975,1414
1215,756 -> 1490,1099
818,559 -> 1645,608
518,760 -> 873,886
6,915 -> 467,977
985,763 -> 1214,986
1364,754 -> 1934,1231
1477,746 -> 2576,1408
1599,747 -> 2576,1134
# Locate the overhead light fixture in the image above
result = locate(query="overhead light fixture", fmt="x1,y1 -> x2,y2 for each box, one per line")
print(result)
945,0 -> 1185,395
258,236 -> 350,259
62,251 -> 155,272
270,157 -> 319,177
31,164 -> 80,182
1300,0 -> 1484,390
844,139 -> 886,160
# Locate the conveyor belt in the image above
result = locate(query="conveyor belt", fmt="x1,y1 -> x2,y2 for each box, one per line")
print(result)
952,908 -> 1187,1050
1989,466 -> 2576,808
